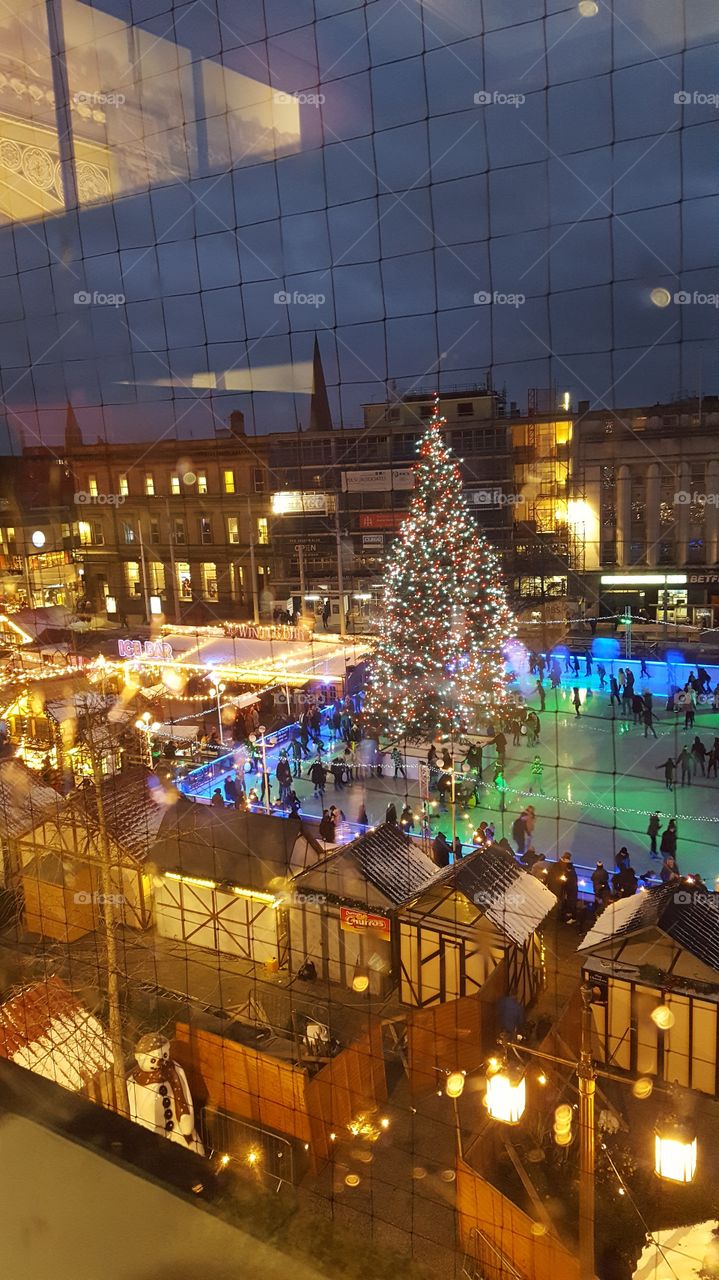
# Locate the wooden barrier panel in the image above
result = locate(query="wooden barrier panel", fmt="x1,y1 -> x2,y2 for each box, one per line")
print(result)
174,1024 -> 312,1145
456,1159 -> 580,1280
305,1019 -> 387,1161
407,985 -> 499,1096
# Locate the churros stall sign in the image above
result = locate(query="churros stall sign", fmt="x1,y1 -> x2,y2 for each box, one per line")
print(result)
340,907 -> 391,940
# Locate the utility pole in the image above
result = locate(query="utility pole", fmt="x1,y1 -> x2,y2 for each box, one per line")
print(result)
578,984 -> 596,1280
85,719 -> 130,1118
138,520 -> 150,624
246,498 -> 260,623
297,543 -> 306,609
334,505 -> 346,637
165,499 -> 180,624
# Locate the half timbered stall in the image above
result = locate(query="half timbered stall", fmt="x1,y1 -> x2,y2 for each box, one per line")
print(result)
397,844 -> 555,1008
150,804 -> 324,969
579,885 -> 719,1096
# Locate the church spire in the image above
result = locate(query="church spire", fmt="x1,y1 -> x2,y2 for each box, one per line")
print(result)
307,335 -> 333,433
64,400 -> 83,452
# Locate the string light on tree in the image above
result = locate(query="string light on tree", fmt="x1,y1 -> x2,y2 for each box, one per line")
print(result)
366,395 -> 514,739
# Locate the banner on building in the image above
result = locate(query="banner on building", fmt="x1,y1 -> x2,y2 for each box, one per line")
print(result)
341,468 -> 415,493
271,491 -> 333,516
358,511 -> 406,531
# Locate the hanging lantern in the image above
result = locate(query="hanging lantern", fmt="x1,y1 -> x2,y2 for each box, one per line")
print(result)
485,1059 -> 526,1125
445,1071 -> 465,1099
654,1120 -> 697,1183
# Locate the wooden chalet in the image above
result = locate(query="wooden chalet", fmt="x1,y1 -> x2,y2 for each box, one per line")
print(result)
579,885 -> 719,1095
0,975 -> 113,1094
0,758 -> 63,888
150,803 -> 324,968
16,767 -> 162,941
397,844 -> 555,1008
287,823 -> 440,997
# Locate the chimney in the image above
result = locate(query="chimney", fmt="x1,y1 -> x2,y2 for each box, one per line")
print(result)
229,409 -> 245,436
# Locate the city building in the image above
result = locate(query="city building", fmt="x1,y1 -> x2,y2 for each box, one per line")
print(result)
65,409 -> 272,621
572,395 -> 719,627
0,421 -> 79,609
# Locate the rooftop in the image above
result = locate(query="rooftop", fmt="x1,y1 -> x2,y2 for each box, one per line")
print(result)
294,822 -> 439,911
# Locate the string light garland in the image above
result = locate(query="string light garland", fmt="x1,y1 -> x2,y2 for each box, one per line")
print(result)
366,395 -> 514,740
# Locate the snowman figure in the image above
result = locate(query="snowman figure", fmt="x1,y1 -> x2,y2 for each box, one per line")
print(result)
126,1032 -> 204,1156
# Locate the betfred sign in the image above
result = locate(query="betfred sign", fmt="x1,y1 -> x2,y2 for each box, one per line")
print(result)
340,906 -> 391,940
358,511 -> 405,530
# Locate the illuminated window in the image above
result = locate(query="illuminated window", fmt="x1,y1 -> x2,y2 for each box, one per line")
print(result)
145,474 -> 155,496
227,516 -> 240,544
224,469 -> 235,494
198,471 -> 208,494
88,474 -> 98,497
170,475 -> 181,495
124,562 -> 141,595
122,522 -> 135,544
201,562 -> 218,599
78,521 -> 92,546
149,562 -> 165,592
257,517 -> 268,545
119,474 -> 129,496
173,518 -> 186,544
176,562 -> 192,600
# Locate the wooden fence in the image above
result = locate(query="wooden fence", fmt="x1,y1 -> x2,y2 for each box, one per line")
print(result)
456,1158 -> 580,1280
406,970 -> 502,1096
173,1018 -> 386,1167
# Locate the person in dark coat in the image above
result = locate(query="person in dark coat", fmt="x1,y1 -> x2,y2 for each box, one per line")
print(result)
431,831 -> 451,867
643,704 -> 657,738
660,854 -> 680,883
615,847 -> 630,872
512,810 -> 529,855
276,753 -> 292,803
647,812 -> 660,856
319,809 -> 336,843
536,679 -> 546,711
660,819 -> 678,857
385,802 -> 398,825
555,852 -> 578,921
309,758 -> 326,799
591,861 -> 610,910
656,757 -> 676,789
676,746 -> 694,786
609,676 -> 621,707
452,836 -> 464,861
613,864 -> 638,898
691,735 -> 707,776
400,804 -> 414,832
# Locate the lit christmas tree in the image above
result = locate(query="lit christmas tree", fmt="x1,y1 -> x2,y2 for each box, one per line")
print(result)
366,396 -> 514,741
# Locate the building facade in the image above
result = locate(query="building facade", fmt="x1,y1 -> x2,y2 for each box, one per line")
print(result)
572,396 -> 719,626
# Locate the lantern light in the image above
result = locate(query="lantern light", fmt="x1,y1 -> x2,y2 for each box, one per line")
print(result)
445,1071 -> 466,1099
654,1120 -> 697,1183
485,1059 -> 526,1125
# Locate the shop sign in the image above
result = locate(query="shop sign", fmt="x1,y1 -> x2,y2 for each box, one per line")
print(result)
225,623 -> 313,641
340,906 -> 391,940
358,511 -> 405,530
271,491 -> 331,516
362,534 -> 384,548
118,638 -> 173,661
688,573 -> 719,585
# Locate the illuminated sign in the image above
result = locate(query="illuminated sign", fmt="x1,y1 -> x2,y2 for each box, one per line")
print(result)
271,491 -> 333,516
340,907 -> 391,940
118,639 -> 173,661
225,623 -> 313,642
600,575 -> 687,587
358,512 -> 405,530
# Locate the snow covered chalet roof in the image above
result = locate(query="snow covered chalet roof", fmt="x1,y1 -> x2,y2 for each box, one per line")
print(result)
0,976 -> 113,1091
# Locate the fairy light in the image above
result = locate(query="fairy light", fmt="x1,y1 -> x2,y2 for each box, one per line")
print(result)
365,394 -> 514,739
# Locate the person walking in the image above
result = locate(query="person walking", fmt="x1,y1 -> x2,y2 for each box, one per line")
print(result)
536,679 -> 546,711
640,653 -> 649,679
572,686 -> 582,717
657,756 -> 676,789
691,735 -> 707,776
585,653 -> 593,677
597,663 -> 606,690
512,809 -> 529,855
309,757 -> 327,802
676,746 -> 694,786
276,751 -> 292,804
391,745 -> 407,779
385,801 -> 398,825
431,830 -> 451,867
529,754 -> 544,795
631,693 -> 644,725
708,743 -> 719,779
647,812 -> 661,856
684,691 -> 697,730
290,735 -> 303,777
660,819 -> 678,858
321,597 -> 331,630
609,675 -> 621,707
643,704 -> 657,738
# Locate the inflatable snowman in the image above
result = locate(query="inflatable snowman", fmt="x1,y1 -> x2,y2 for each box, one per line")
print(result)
126,1032 -> 204,1156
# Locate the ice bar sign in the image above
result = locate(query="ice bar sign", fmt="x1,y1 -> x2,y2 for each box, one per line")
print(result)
118,638 -> 173,661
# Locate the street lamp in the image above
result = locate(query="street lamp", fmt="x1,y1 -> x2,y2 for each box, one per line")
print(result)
485,1057 -> 526,1125
208,673 -> 226,741
654,1118 -> 697,1184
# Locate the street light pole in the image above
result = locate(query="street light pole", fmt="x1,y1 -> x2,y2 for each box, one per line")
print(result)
578,985 -> 597,1280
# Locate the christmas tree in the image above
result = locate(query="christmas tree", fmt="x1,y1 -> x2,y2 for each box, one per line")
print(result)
366,397 -> 514,741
